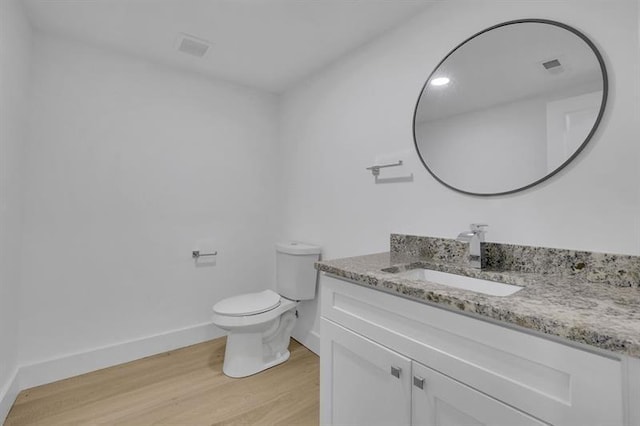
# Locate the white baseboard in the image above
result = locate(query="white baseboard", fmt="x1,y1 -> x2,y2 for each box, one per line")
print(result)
0,368 -> 20,424
293,329 -> 320,356
18,321 -> 225,392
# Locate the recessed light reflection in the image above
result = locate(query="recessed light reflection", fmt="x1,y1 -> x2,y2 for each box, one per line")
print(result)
430,77 -> 450,86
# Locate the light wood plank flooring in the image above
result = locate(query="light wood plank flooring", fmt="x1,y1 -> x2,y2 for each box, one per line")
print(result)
5,338 -> 319,425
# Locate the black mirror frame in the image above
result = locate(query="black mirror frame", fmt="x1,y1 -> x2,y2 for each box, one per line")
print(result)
412,19 -> 608,196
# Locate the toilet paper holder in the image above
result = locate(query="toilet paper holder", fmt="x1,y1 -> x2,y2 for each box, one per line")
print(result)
192,250 -> 217,259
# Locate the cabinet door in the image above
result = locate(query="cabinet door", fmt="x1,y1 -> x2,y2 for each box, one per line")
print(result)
412,361 -> 546,426
321,318 -> 412,426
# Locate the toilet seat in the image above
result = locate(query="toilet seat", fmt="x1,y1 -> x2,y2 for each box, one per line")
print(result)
212,297 -> 297,330
213,289 -> 281,317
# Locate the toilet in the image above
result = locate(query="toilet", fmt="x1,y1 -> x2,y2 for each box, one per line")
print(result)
212,242 -> 321,378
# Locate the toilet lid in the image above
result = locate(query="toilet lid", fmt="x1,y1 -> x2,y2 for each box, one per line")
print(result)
213,290 -> 281,317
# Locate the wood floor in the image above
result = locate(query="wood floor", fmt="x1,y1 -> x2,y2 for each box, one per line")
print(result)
5,338 -> 319,425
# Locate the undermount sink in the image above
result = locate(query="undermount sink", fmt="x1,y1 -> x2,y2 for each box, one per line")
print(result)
396,268 -> 523,297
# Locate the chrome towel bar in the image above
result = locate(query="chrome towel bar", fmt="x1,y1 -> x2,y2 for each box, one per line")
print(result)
366,160 -> 403,177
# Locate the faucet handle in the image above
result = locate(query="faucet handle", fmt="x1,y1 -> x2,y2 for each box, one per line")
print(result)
470,223 -> 488,232
470,224 -> 488,242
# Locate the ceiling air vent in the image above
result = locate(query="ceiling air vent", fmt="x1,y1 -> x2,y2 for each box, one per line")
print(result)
542,58 -> 564,75
542,59 -> 561,69
176,33 -> 211,58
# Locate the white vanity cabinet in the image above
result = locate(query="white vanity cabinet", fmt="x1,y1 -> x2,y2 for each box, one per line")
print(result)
411,359 -> 546,426
322,318 -> 411,426
320,275 -> 638,426
322,318 -> 545,426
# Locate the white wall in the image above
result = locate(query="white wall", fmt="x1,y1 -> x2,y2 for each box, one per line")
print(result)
18,34 -> 280,366
416,95 -> 548,193
280,1 -> 640,346
0,0 -> 32,416
416,85 -> 603,194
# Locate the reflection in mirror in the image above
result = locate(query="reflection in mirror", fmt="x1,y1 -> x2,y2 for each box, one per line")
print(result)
413,20 -> 607,195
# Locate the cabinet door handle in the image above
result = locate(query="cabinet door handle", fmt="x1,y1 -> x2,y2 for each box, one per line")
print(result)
390,366 -> 402,378
413,376 -> 425,389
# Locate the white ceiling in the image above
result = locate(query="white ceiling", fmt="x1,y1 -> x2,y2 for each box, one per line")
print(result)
416,22 -> 604,122
23,0 -> 435,93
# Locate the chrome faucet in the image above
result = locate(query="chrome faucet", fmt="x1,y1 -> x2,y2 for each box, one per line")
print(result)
457,224 -> 488,269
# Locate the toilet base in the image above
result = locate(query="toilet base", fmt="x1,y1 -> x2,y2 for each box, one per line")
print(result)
221,309 -> 297,378
223,343 -> 291,378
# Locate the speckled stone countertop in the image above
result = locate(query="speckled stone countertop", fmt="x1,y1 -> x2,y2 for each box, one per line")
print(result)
316,251 -> 640,358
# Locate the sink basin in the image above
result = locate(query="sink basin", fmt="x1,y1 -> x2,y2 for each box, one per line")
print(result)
396,268 -> 523,297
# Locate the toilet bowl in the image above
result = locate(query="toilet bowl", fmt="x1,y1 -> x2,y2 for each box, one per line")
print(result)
212,242 -> 321,378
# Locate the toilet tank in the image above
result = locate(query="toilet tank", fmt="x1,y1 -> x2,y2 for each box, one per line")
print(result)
276,242 -> 321,301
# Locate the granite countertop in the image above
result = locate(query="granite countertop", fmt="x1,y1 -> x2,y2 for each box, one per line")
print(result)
316,252 -> 640,358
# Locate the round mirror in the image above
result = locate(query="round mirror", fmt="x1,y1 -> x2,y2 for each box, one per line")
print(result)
413,20 -> 607,196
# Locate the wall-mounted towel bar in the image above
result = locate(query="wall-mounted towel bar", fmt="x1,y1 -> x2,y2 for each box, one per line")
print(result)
366,160 -> 403,177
